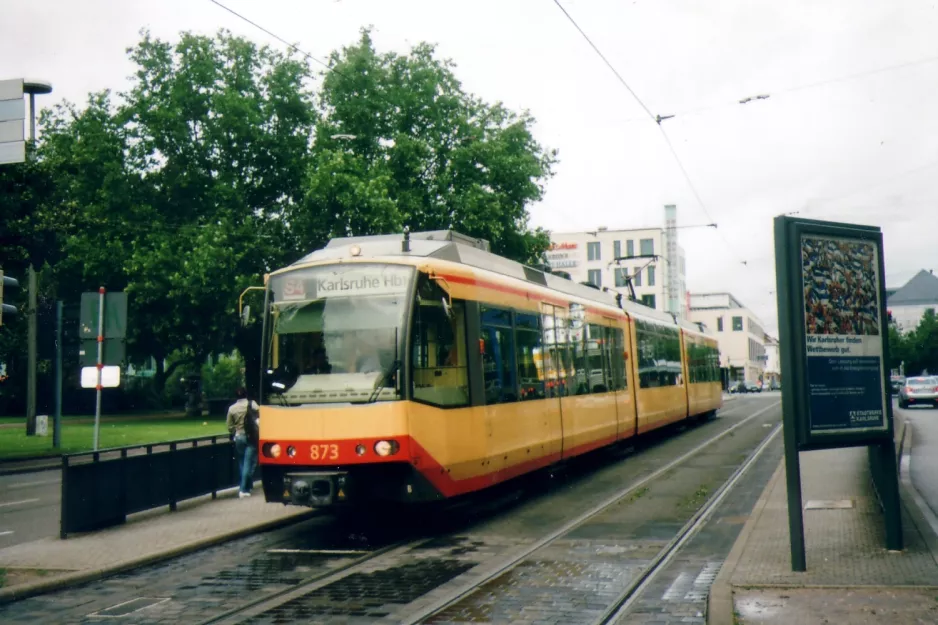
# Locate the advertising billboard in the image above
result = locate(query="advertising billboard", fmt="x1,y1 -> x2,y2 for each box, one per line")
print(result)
800,234 -> 887,436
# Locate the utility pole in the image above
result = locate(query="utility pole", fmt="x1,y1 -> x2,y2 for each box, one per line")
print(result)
26,265 -> 36,435
20,80 -> 52,436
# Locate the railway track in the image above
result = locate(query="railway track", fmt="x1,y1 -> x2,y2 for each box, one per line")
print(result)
203,398 -> 780,624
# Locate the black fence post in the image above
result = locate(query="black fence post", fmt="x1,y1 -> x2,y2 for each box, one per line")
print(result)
169,442 -> 177,512
210,436 -> 218,500
120,448 -> 128,526
60,454 -> 69,540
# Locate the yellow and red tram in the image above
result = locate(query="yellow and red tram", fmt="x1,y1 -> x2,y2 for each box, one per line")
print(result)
256,230 -> 721,508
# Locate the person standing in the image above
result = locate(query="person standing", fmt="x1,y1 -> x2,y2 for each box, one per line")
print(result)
227,388 -> 259,498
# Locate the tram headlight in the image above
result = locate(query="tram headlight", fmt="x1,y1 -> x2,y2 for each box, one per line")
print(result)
263,443 -> 281,459
355,444 -> 366,456
286,445 -> 296,458
374,440 -> 400,457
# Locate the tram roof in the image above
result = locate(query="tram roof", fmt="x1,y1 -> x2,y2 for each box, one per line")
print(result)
291,230 -> 707,332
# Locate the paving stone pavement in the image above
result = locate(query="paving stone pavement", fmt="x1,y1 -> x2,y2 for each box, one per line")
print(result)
0,484 -> 312,600
616,429 -> 785,624
710,416 -> 938,625
0,397 -> 776,624
730,448 -> 938,588
0,514 -> 376,624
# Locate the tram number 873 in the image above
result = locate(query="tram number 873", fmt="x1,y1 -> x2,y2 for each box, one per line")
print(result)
311,444 -> 339,460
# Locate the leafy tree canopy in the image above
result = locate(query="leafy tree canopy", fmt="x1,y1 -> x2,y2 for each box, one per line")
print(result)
1,28 -> 556,399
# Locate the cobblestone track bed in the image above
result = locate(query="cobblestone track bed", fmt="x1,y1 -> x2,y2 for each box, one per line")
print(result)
0,397 -> 776,625
410,401 -> 782,625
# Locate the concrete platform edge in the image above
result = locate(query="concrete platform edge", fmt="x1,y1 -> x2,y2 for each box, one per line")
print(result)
707,414 -> 911,625
0,509 -> 316,605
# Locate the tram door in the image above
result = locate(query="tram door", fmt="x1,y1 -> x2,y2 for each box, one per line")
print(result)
540,303 -> 568,457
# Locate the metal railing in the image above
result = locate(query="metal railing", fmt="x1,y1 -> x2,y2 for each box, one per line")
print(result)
60,434 -> 238,538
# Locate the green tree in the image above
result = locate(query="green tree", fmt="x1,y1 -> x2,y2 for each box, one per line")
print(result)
37,31 -> 317,392
295,30 -> 556,264
3,28 -> 556,412
905,308 -> 938,376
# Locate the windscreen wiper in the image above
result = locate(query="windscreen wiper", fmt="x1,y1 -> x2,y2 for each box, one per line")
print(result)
367,360 -> 400,404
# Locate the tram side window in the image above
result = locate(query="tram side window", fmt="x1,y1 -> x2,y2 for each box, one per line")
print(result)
587,324 -> 610,393
411,281 -> 469,407
481,307 -> 517,404
515,312 -> 545,401
663,327 -> 682,386
687,342 -> 698,384
688,342 -> 719,384
610,327 -> 627,391
636,320 -> 682,388
540,310 -> 560,398
569,309 -> 589,396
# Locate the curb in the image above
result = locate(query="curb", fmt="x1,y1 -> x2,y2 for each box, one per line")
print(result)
897,421 -> 938,564
0,509 -> 316,605
0,463 -> 60,477
0,453 -> 62,464
706,457 -> 785,625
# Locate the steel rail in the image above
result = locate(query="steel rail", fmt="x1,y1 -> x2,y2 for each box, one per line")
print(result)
401,400 -> 781,625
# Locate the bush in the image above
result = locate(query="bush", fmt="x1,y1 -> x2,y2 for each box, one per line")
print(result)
201,352 -> 244,399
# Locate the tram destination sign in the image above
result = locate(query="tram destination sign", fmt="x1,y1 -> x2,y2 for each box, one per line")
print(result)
775,216 -> 893,450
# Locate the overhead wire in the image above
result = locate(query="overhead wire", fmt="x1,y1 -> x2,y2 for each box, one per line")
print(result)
208,0 -> 345,76
551,0 -> 749,266
617,51 -> 938,125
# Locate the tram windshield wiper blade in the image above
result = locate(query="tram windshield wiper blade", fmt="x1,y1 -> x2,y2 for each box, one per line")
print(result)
367,360 -> 400,404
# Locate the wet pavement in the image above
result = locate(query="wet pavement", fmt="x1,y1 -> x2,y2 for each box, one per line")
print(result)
0,397 -> 781,625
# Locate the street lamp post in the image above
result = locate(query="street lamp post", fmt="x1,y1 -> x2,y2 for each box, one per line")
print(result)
23,79 -> 52,141
21,79 -> 52,436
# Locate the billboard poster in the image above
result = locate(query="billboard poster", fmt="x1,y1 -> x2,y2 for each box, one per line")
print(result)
800,234 -> 887,434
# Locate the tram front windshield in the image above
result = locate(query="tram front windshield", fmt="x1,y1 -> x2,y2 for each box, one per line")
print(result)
265,264 -> 413,405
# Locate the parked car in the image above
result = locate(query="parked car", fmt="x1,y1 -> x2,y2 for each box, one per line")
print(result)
744,381 -> 762,393
890,375 -> 906,394
728,381 -> 746,393
898,376 -> 938,409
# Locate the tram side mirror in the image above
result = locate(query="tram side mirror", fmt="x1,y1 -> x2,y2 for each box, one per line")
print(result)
441,297 -> 453,320
241,305 -> 251,327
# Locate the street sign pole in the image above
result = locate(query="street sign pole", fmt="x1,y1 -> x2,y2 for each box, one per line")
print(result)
775,217 -> 807,571
93,287 -> 105,451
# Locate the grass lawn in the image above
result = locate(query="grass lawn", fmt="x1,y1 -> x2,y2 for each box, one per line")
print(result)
0,418 -> 228,459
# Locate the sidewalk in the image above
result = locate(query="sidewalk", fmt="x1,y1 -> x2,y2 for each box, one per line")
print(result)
709,416 -> 938,624
0,484 -> 313,604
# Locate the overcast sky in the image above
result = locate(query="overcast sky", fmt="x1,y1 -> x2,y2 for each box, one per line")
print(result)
4,0 -> 938,336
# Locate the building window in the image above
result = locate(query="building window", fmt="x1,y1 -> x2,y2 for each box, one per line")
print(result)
614,268 -> 629,287
626,240 -> 634,257
633,268 -> 642,287
732,316 -> 743,331
647,265 -> 655,286
587,241 -> 601,261
717,317 -> 723,332
640,238 -> 654,256
641,294 -> 656,308
588,269 -> 602,287
613,240 -> 621,259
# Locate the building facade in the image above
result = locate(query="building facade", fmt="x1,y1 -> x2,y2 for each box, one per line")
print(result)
547,226 -> 687,318
763,335 -> 780,387
688,293 -> 767,386
887,269 -> 938,332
